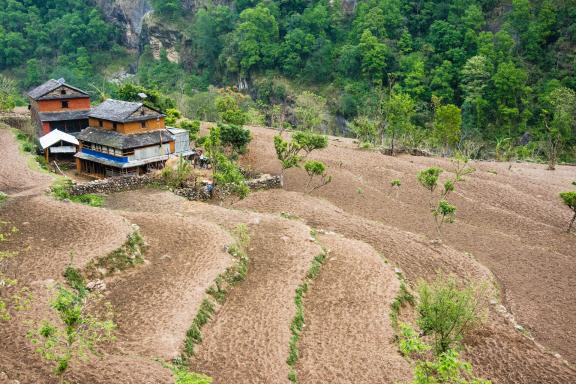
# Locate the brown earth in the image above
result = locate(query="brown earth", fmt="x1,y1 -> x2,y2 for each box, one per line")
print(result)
2,122 -> 576,384
239,126 -> 576,368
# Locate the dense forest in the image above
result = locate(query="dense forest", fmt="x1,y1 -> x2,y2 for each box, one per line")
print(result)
0,0 -> 575,162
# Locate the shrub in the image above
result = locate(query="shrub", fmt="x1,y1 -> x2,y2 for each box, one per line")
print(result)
559,191 -> 576,233
417,277 -> 487,354
219,123 -> 252,155
304,160 -> 332,194
179,119 -> 201,140
413,349 -> 490,384
0,192 -> 6,204
398,323 -> 430,357
160,156 -> 193,188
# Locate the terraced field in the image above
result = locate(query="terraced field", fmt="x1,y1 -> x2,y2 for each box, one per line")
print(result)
1,124 -> 575,383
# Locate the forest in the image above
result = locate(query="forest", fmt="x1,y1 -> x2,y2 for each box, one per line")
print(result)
0,0 -> 575,162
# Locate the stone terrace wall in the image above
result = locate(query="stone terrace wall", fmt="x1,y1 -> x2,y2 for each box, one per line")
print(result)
69,175 -> 155,196
69,173 -> 281,198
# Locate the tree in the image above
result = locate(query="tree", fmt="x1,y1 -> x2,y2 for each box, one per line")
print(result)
294,91 -> 327,131
219,123 -> 252,156
351,116 -> 378,145
460,55 -> 491,132
358,29 -> 390,82
541,87 -> 576,170
28,272 -> 115,384
0,75 -> 17,112
559,192 -> 576,233
417,276 -> 488,354
382,92 -> 415,155
304,160 -> 332,193
434,104 -> 462,154
273,131 -> 328,186
215,94 -> 248,126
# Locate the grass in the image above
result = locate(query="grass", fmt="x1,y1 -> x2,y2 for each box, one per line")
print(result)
84,231 -> 147,279
181,224 -> 250,361
11,128 -> 49,172
390,281 -> 415,330
0,192 -> 7,205
287,247 -> 327,383
51,179 -> 105,207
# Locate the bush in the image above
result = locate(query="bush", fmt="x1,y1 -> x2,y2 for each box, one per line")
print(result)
413,349 -> 490,384
559,191 -> 576,233
219,123 -> 252,155
179,119 -> 201,140
417,277 -> 487,354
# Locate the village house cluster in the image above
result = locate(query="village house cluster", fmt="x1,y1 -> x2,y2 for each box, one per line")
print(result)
28,79 -> 193,178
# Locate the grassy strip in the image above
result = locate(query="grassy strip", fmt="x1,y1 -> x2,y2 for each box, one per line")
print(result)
390,278 -> 415,331
180,224 -> 250,361
0,191 -> 7,205
11,128 -> 49,171
52,179 -> 105,207
84,230 -> 147,279
287,236 -> 327,384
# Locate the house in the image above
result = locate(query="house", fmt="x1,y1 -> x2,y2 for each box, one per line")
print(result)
27,79 -> 91,136
39,129 -> 80,163
75,99 -> 193,177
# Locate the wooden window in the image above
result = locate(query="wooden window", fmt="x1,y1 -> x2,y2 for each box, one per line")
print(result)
99,120 -> 103,127
62,101 -> 69,109
112,123 -> 117,131
141,121 -> 146,128
60,89 -> 66,95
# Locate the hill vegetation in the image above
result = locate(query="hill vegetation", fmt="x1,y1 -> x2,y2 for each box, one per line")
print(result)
0,0 -> 575,161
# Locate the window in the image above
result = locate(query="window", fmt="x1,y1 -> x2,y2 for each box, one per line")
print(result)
62,101 -> 69,109
99,120 -> 103,127
60,89 -> 66,95
141,121 -> 146,129
112,123 -> 117,131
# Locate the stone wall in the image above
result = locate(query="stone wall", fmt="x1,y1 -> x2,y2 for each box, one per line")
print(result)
69,173 -> 281,198
69,175 -> 155,196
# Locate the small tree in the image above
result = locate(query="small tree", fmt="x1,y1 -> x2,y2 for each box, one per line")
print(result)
382,92 -> 415,155
541,87 -> 576,171
417,168 -> 458,237
451,153 -> 475,181
351,116 -> 378,146
304,160 -> 332,193
273,131 -> 329,187
417,276 -> 487,354
560,191 -> 576,233
219,123 -> 252,156
216,94 -> 247,126
179,119 -> 201,140
294,91 -> 328,131
391,179 -> 401,198
434,104 -> 462,155
0,75 -> 17,112
28,278 -> 115,384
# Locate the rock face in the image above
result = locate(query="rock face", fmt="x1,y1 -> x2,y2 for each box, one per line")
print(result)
93,0 -> 152,49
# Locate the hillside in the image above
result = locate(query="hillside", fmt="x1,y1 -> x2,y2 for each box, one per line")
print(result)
0,0 -> 575,159
1,123 -> 575,383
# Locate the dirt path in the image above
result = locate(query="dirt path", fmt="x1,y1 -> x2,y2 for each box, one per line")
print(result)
242,126 -> 576,365
0,126 -> 52,196
189,216 -> 322,383
104,212 -> 234,359
297,233 -> 411,384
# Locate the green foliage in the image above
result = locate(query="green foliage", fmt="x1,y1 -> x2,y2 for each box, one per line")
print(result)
51,179 -> 104,207
179,119 -> 201,140
304,160 -> 332,194
114,83 -> 176,112
287,250 -> 327,383
216,95 -> 248,126
28,282 -> 116,383
417,277 -> 487,354
160,156 -> 193,189
391,179 -> 401,188
294,91 -> 327,131
172,367 -> 213,384
219,123 -> 252,155
84,231 -> 146,279
413,349 -> 490,384
417,168 -> 443,193
434,104 -> 462,152
0,192 -> 7,204
398,323 -> 430,357
165,108 -> 182,126
383,92 -> 416,154
0,75 -> 17,111
351,116 -> 378,144
559,191 -> 576,233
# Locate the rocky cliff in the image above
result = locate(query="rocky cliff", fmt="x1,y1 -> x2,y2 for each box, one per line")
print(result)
93,0 -> 152,49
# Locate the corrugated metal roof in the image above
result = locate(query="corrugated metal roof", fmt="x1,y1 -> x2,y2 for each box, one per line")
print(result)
38,110 -> 90,122
88,99 -> 164,123
27,79 -> 89,100
39,129 -> 79,150
77,127 -> 174,150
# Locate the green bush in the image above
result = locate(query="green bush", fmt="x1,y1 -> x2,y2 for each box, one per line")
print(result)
413,349 -> 490,384
559,191 -> 576,233
417,277 -> 487,354
398,323 -> 430,357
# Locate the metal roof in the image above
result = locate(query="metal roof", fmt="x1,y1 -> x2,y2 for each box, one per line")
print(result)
77,127 -> 174,150
88,99 -> 164,123
38,110 -> 90,122
27,79 -> 89,100
39,129 -> 79,150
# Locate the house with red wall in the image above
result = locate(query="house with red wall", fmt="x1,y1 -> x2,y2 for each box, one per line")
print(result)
28,79 -> 91,136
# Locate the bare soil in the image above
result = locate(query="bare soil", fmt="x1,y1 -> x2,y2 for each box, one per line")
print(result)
2,123 -> 576,383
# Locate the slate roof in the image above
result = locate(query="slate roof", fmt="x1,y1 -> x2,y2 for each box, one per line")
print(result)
88,99 -> 164,123
39,129 -> 79,150
77,127 -> 174,150
38,110 -> 90,122
28,79 -> 89,100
